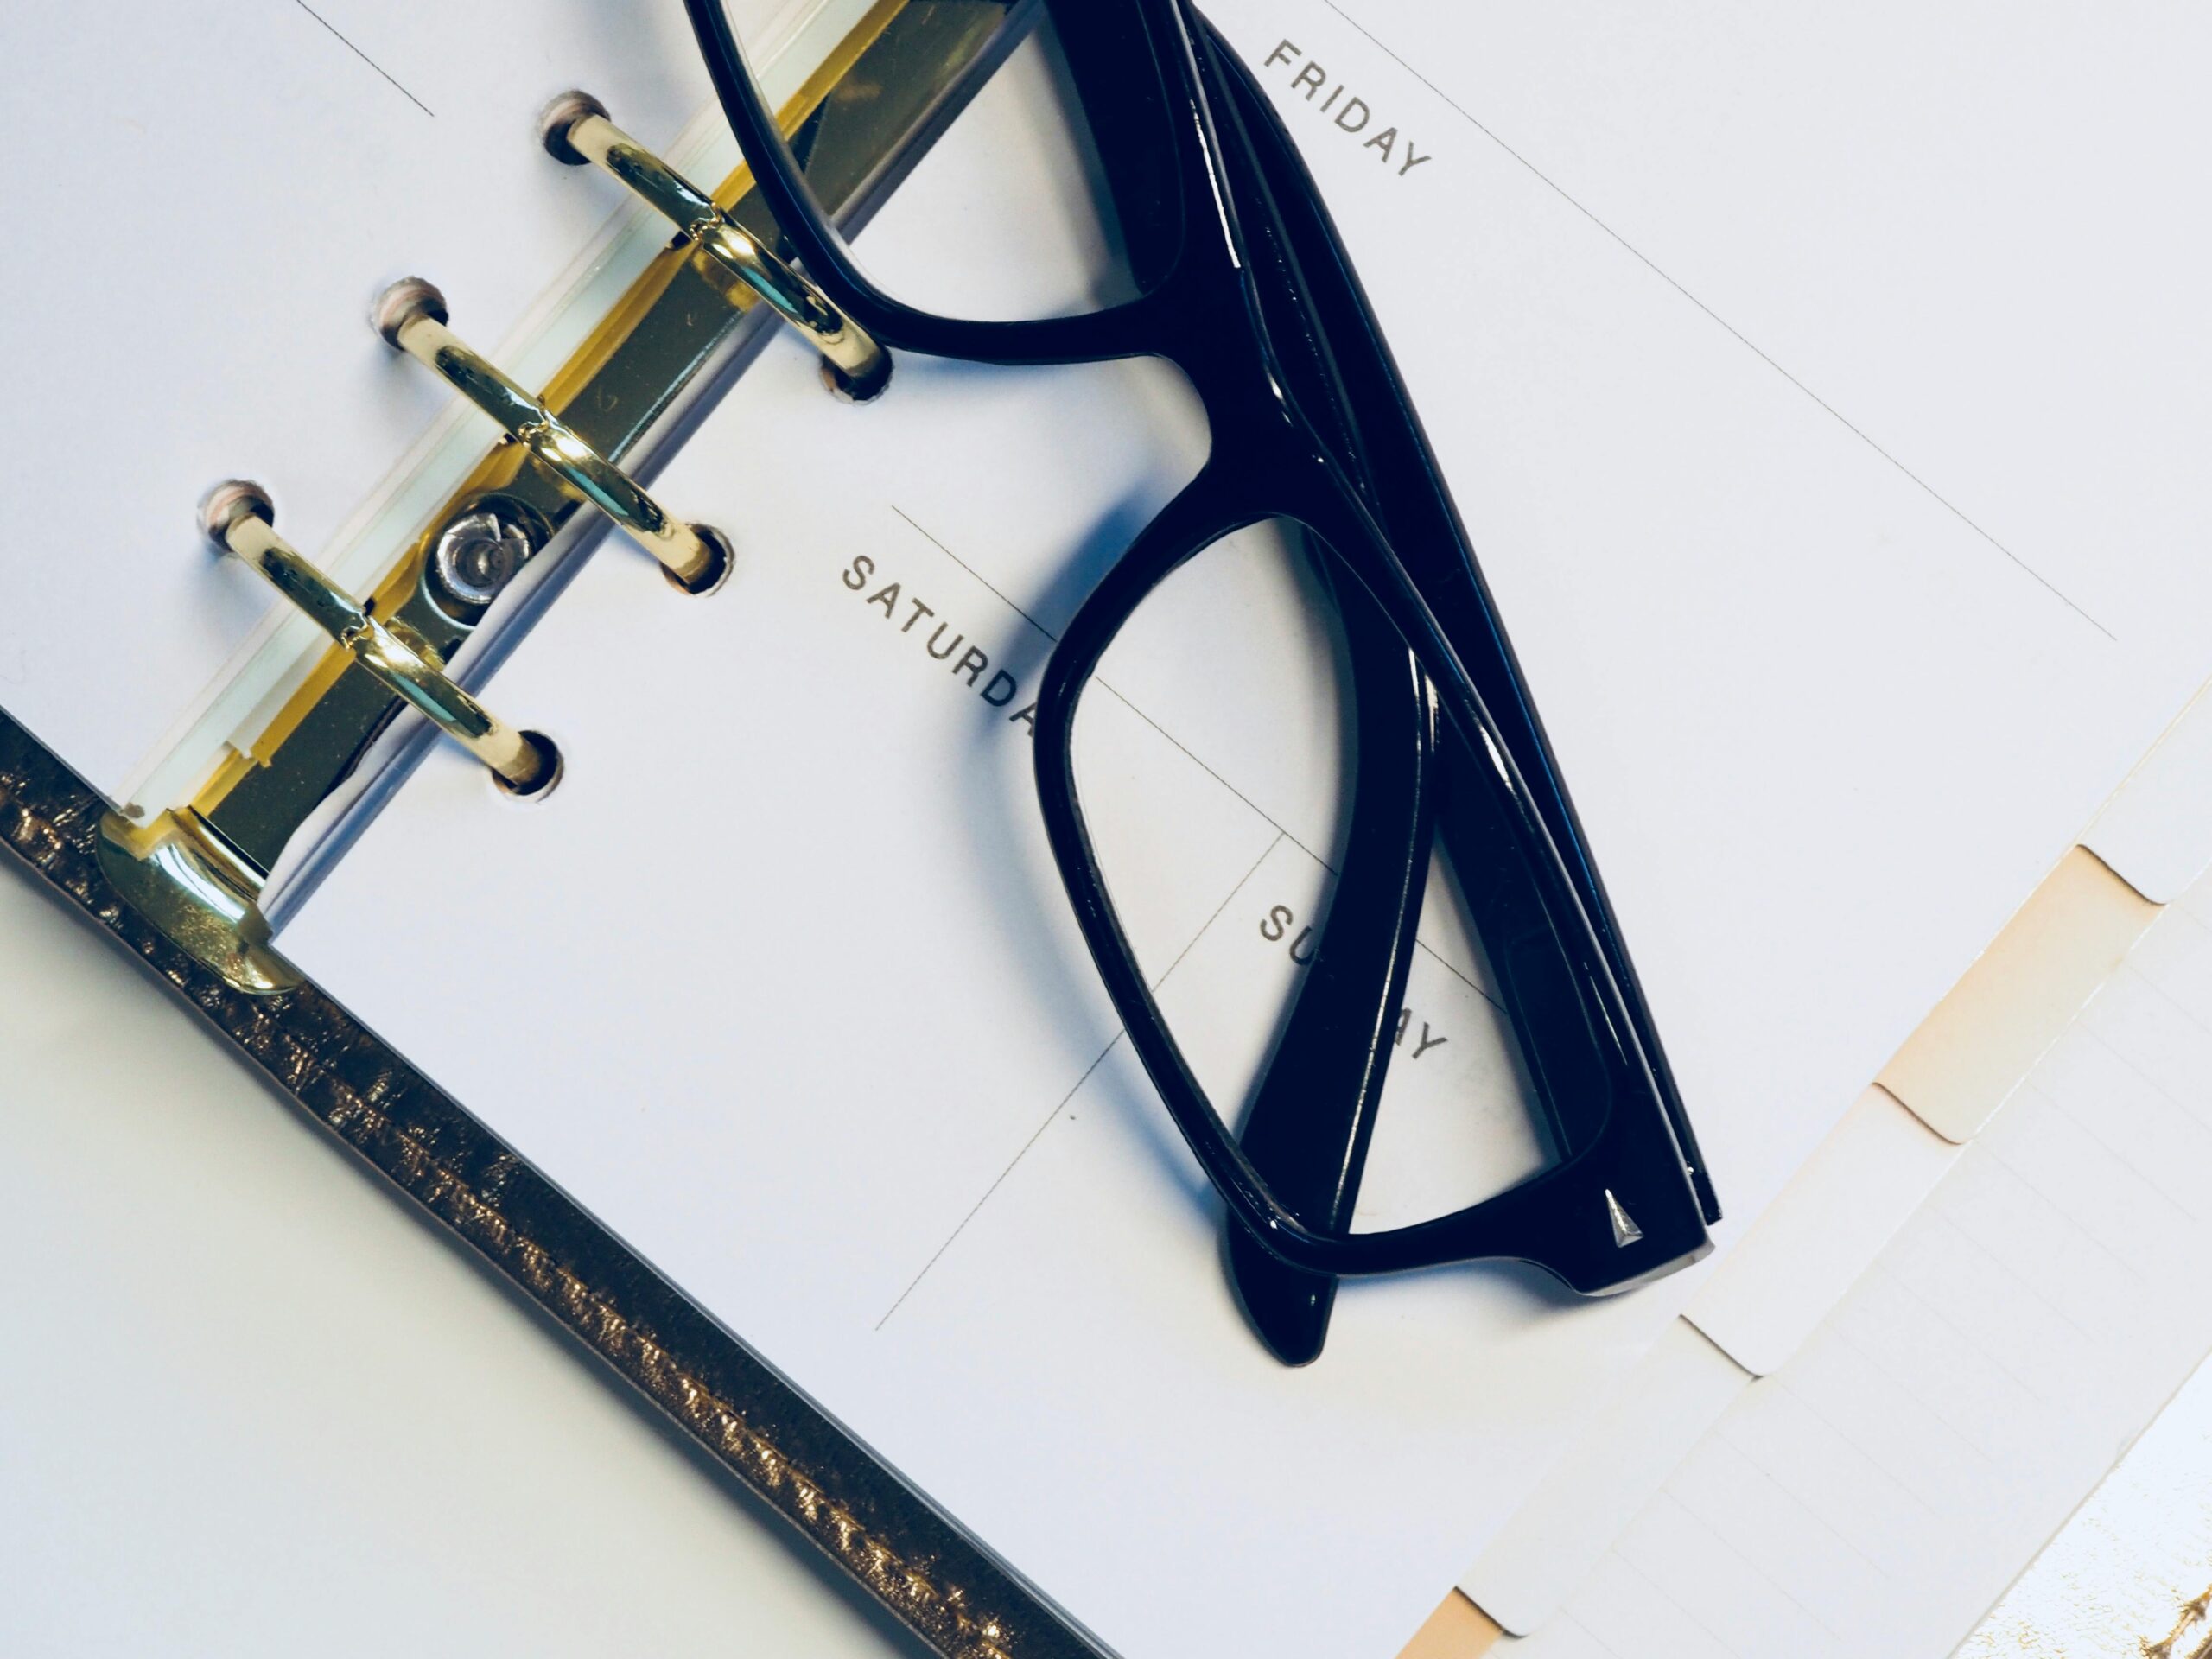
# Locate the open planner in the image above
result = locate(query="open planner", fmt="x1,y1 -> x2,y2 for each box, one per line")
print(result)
6,3 -> 2211,1656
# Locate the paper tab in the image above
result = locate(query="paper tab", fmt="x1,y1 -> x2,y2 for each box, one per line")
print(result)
1397,1590 -> 1503,1659
2085,676 -> 2212,904
1683,1086 -> 1958,1376
1460,1320 -> 1751,1634
1878,847 -> 2156,1142
1503,878 -> 2212,1659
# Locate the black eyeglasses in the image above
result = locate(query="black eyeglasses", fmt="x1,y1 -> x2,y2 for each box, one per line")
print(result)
683,0 -> 1721,1362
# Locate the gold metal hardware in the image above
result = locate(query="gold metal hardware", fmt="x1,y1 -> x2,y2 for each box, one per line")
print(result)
543,91 -> 891,401
194,0 -> 993,882
103,0 -> 1016,993
375,279 -> 730,593
201,480 -> 557,796
94,809 -> 302,996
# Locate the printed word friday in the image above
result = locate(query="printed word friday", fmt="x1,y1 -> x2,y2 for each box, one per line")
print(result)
1263,40 -> 1432,178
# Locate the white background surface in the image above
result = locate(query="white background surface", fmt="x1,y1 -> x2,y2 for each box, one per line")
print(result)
0,855 -> 912,1658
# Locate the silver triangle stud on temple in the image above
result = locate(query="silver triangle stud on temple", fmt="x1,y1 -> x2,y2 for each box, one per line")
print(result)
1605,1190 -> 1644,1249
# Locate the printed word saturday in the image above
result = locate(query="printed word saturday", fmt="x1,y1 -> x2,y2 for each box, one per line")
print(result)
842,553 -> 1038,734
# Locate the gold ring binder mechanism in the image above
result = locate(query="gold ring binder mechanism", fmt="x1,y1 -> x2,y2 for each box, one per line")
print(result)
95,0 -> 1015,995
374,279 -> 735,594
200,481 -> 561,798
543,90 -> 891,402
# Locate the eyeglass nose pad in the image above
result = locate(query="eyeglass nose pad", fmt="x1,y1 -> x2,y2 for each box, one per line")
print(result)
539,90 -> 891,403
201,480 -> 560,797
373,279 -> 733,595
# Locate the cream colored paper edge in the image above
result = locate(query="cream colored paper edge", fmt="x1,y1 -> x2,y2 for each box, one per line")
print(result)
1878,845 -> 2158,1144
1396,1589 -> 1503,1659
1446,673 -> 2212,1637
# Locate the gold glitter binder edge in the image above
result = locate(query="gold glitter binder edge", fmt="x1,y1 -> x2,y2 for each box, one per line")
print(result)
2,712 -> 1104,1659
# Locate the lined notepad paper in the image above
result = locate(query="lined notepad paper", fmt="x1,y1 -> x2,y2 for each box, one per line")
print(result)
1502,870 -> 2212,1659
1961,1346 -> 2212,1656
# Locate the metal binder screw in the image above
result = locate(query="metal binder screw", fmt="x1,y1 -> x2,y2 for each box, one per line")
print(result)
540,90 -> 892,401
201,480 -> 559,797
431,505 -> 536,609
374,278 -> 732,594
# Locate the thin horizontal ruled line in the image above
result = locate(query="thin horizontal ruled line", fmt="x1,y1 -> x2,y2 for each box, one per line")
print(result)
891,505 -> 1057,640
874,831 -> 1286,1331
289,0 -> 435,117
888,505 -> 1332,868
1319,0 -> 2115,643
872,1030 -> 1125,1332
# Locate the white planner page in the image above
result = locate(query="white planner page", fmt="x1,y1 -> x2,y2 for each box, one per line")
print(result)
1503,874 -> 2212,1659
1271,0 -> 2212,664
281,8 -> 2212,1656
0,0 -> 805,803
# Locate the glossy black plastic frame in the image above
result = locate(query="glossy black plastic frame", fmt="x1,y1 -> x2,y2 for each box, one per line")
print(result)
685,0 -> 1719,1303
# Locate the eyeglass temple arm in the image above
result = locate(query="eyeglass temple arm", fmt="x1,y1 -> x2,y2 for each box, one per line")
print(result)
1224,588 -> 1440,1364
1197,7 -> 1719,1222
1195,18 -> 1442,1360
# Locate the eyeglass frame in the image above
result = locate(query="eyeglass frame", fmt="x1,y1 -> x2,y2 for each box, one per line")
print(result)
682,0 -> 1721,1292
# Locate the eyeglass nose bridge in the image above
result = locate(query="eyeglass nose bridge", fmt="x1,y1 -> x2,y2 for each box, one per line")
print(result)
540,90 -> 891,402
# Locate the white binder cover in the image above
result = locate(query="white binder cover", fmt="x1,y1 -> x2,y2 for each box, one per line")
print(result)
272,3 -> 2212,1655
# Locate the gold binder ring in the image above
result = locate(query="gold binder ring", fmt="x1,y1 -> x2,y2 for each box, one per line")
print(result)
201,480 -> 559,797
374,280 -> 732,594
542,91 -> 891,402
